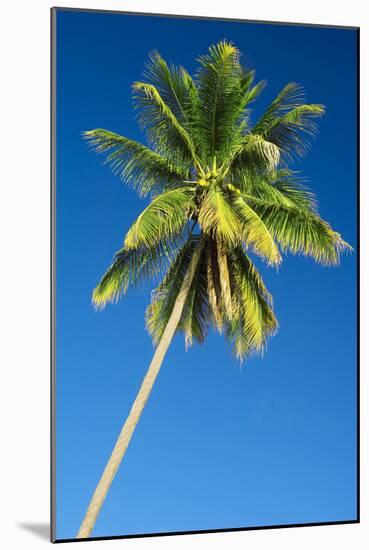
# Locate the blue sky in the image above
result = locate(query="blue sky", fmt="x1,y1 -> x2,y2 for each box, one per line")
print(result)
55,9 -> 358,540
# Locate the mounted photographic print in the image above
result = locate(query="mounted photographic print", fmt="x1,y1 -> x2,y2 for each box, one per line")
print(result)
51,7 -> 359,543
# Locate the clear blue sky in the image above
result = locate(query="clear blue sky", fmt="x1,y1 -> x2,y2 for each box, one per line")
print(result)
55,9 -> 358,540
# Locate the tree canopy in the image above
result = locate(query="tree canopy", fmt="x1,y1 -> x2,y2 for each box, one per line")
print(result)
85,41 -> 350,361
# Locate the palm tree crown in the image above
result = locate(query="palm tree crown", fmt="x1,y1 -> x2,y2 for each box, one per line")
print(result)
85,41 -> 349,361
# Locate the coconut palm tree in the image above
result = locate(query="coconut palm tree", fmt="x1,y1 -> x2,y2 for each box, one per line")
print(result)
77,41 -> 350,538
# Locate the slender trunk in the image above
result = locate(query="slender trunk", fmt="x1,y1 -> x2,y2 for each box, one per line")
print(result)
76,237 -> 205,539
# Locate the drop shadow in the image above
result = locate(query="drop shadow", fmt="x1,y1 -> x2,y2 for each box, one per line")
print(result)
18,522 -> 50,541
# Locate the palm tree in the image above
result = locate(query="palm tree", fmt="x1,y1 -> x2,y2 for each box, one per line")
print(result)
77,41 -> 350,538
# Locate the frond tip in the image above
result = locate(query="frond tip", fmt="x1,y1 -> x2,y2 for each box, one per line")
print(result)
92,255 -> 126,311
246,200 -> 352,265
227,248 -> 279,361
91,244 -> 172,310
83,128 -> 186,197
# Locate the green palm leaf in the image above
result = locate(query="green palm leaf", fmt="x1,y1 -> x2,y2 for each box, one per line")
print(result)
242,169 -> 317,211
226,249 -> 278,360
252,82 -> 306,134
133,81 -> 203,175
146,236 -> 200,344
217,242 -> 235,320
246,199 -> 351,264
225,69 -> 266,141
224,133 -> 281,179
92,243 -> 173,310
232,195 -> 282,265
195,40 -> 243,162
178,249 -> 211,348
252,82 -> 325,158
124,187 -> 195,249
205,239 -> 223,331
142,50 -> 196,127
198,185 -> 242,246
83,129 -> 186,196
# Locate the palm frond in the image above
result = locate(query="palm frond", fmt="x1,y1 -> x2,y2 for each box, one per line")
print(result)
84,129 -> 186,197
228,69 -> 266,141
195,40 -> 243,162
146,236 -> 200,344
246,199 -> 352,265
226,248 -> 278,360
252,82 -> 306,135
236,80 -> 266,130
242,169 -> 317,212
237,67 -> 266,124
133,81 -> 203,174
142,51 -> 196,127
241,80 -> 266,104
240,67 -> 255,91
124,187 -> 195,249
264,105 -> 325,159
252,82 -> 325,159
217,243 -> 235,319
224,133 -> 280,178
198,185 -> 242,246
178,249 -> 211,348
92,242 -> 174,310
232,195 -> 282,265
205,240 -> 223,332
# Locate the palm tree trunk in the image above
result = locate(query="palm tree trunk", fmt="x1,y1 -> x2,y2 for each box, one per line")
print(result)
76,237 -> 205,539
